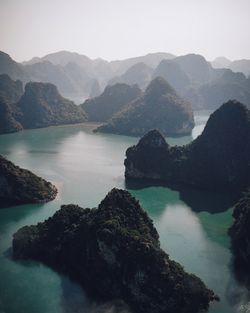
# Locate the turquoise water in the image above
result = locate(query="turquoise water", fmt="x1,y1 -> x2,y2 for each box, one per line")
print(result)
0,112 -> 249,313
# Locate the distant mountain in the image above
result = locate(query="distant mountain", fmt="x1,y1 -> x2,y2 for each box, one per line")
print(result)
211,57 -> 231,69
0,74 -> 23,103
82,83 -> 141,122
212,57 -> 250,77
187,70 -> 250,110
96,77 -> 194,137
153,60 -> 191,94
17,82 -> 86,129
109,52 -> 175,76
23,50 -> 94,70
174,54 -> 213,85
24,61 -> 79,97
2,50 -> 250,112
108,62 -> 153,89
229,60 -> 250,77
0,51 -> 29,82
125,100 -> 250,193
89,79 -> 101,98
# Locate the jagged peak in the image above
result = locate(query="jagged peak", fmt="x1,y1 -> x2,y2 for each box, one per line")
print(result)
138,129 -> 169,149
98,188 -> 140,210
145,77 -> 177,99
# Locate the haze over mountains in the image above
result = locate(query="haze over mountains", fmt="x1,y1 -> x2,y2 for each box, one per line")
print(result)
1,49 -> 250,110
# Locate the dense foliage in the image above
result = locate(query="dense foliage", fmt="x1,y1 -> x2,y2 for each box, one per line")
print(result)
125,100 -> 250,193
82,83 -> 141,122
17,82 -> 86,128
0,155 -> 57,207
13,188 -> 217,313
96,77 -> 194,137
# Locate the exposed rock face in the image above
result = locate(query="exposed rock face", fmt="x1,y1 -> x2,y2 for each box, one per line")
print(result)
96,77 -> 194,137
229,191 -> 250,267
81,83 -> 141,122
125,100 -> 250,193
0,155 -> 57,207
229,191 -> 250,287
0,96 -> 23,134
12,188 -> 216,313
0,51 -> 29,82
17,82 -> 86,128
0,74 -> 23,103
0,74 -> 24,134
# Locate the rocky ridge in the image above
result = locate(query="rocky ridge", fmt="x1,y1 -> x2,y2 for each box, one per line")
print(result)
12,188 -> 217,313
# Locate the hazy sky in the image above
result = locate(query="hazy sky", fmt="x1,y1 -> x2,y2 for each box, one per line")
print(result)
0,0 -> 250,62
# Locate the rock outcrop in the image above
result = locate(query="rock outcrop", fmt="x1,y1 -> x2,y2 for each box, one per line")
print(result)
229,191 -> 250,287
0,74 -> 23,103
81,83 -> 141,122
229,191 -> 250,268
17,82 -> 86,128
96,77 -> 194,137
12,188 -> 217,313
0,155 -> 57,207
0,74 -> 24,134
125,100 -> 250,193
0,96 -> 23,134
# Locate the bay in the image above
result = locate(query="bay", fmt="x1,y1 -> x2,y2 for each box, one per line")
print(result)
0,111 -> 249,313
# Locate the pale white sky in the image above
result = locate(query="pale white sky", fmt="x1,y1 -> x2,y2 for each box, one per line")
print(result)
0,0 -> 250,62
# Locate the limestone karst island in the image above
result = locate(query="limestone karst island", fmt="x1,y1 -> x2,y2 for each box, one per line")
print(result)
0,1 -> 250,313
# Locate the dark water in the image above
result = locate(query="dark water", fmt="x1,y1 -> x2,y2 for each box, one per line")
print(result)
0,112 -> 249,313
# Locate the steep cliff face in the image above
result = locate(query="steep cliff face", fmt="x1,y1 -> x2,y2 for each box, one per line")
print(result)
229,191 -> 250,267
0,96 -> 23,134
0,155 -> 57,207
17,82 -> 86,128
0,74 -> 24,134
81,83 -> 141,122
228,191 -> 250,287
12,188 -> 217,313
125,100 -> 250,193
96,77 -> 194,137
0,74 -> 23,103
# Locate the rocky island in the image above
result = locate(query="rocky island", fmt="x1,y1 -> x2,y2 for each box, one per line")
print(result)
12,188 -> 217,313
81,83 -> 141,122
17,82 -> 86,129
96,77 -> 194,137
0,155 -> 57,207
125,100 -> 250,193
0,77 -> 88,134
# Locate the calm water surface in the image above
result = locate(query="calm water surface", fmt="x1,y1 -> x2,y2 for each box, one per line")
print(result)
0,112 -> 249,313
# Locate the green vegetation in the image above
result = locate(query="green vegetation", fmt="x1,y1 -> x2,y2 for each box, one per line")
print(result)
13,188 -> 217,313
81,83 -> 141,122
96,77 -> 194,137
0,155 -> 57,207
125,100 -> 250,193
